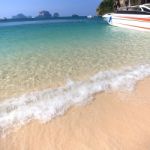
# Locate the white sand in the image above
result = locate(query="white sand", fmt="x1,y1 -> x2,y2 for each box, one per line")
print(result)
1,78 -> 150,150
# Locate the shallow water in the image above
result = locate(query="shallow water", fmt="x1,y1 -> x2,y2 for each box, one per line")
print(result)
0,19 -> 149,100
0,18 -> 150,136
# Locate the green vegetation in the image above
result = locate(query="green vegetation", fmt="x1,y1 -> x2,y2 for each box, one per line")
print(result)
96,0 -> 114,15
96,0 -> 145,15
130,0 -> 140,5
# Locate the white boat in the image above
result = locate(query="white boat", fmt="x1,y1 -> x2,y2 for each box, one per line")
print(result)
103,3 -> 150,31
87,15 -> 93,19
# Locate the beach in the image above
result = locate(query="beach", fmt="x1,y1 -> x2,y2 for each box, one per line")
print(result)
0,77 -> 150,150
0,19 -> 150,150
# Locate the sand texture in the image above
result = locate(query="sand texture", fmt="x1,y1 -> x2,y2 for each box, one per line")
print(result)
0,78 -> 150,150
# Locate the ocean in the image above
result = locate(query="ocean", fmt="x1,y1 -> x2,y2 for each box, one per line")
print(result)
0,18 -> 150,137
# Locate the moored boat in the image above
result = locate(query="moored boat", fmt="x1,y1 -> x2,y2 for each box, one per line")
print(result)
103,3 -> 150,31
87,15 -> 93,19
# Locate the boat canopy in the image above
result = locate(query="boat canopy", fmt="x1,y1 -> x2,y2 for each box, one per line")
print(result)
140,3 -> 150,12
118,3 -> 150,13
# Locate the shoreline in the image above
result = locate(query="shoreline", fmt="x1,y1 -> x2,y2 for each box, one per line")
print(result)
1,77 -> 150,150
0,64 -> 150,137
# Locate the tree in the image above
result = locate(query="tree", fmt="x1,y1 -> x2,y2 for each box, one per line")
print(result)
96,0 -> 114,15
37,10 -> 52,19
130,0 -> 140,5
12,13 -> 27,19
53,12 -> 60,18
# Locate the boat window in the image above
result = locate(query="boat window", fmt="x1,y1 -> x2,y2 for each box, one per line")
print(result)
145,4 -> 150,8
142,7 -> 150,12
137,7 -> 142,11
128,6 -> 140,11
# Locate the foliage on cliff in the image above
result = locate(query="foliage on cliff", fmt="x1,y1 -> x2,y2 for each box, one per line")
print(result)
96,0 -> 114,15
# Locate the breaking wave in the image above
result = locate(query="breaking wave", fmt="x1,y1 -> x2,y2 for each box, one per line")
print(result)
0,64 -> 150,137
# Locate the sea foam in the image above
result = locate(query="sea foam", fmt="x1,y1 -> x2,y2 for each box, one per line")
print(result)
0,64 -> 150,137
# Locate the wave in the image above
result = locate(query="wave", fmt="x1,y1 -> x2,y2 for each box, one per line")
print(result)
0,64 -> 150,137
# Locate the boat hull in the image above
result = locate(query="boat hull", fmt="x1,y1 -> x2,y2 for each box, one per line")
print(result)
103,13 -> 150,31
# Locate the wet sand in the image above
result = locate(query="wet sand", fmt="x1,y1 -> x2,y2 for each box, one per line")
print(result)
1,78 -> 150,150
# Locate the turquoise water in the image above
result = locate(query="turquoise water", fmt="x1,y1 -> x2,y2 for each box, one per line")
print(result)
0,19 -> 150,136
0,19 -> 150,100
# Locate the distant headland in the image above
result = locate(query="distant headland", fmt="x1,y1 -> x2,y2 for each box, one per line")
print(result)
0,10 -> 96,23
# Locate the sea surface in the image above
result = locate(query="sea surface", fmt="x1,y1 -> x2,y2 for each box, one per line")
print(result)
0,18 -> 150,136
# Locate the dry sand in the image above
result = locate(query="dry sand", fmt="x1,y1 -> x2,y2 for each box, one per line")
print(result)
1,78 -> 150,150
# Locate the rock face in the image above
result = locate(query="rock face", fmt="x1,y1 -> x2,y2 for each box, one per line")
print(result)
37,11 -> 52,19
119,0 -> 125,6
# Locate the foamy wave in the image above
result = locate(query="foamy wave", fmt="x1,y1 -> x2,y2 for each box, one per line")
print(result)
0,64 -> 150,137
